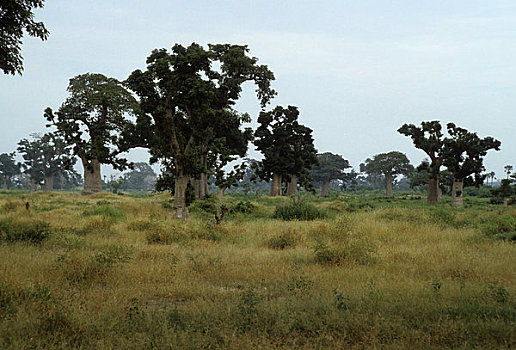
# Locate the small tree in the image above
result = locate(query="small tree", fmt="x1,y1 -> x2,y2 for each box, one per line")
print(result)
310,152 -> 351,197
442,123 -> 500,207
45,73 -> 138,195
362,151 -> 413,197
0,152 -> 20,190
398,121 -> 445,204
254,105 -> 317,196
1,0 -> 49,75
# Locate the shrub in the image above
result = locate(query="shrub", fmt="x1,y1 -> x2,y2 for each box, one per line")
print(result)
273,199 -> 326,221
314,236 -> 377,266
267,229 -> 296,250
479,214 -> 516,236
230,201 -> 255,214
0,218 -> 50,243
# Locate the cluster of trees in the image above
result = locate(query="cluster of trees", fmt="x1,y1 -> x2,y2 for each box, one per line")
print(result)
2,4 -> 512,214
0,133 -> 80,191
398,121 -> 501,207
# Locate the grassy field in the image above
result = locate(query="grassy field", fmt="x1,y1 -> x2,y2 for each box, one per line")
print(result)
0,191 -> 515,349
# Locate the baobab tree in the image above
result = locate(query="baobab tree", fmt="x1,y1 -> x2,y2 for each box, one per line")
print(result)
310,152 -> 351,197
442,123 -> 500,207
45,73 -> 138,195
362,151 -> 413,197
398,121 -> 444,204
126,43 -> 275,218
254,106 -> 317,197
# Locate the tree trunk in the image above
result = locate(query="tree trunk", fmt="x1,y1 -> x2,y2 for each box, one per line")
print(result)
2,176 -> 8,190
173,171 -> 189,219
286,175 -> 298,197
203,172 -> 209,196
321,180 -> 329,197
60,173 -> 64,191
82,158 -> 102,195
30,178 -> 37,192
217,187 -> 226,201
193,173 -> 209,200
43,175 -> 54,191
270,173 -> 282,196
503,197 -> 508,207
385,172 -> 393,197
427,177 -> 439,205
451,178 -> 464,207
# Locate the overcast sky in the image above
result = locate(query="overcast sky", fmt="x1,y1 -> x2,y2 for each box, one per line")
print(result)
1,0 -> 515,179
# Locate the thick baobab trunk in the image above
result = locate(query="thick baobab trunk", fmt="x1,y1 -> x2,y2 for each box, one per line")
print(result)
82,158 -> 102,195
173,172 -> 189,219
217,187 -> 226,201
451,178 -> 464,207
427,177 -> 439,205
321,180 -> 329,197
42,175 -> 54,191
286,175 -> 298,197
385,172 -> 393,197
270,173 -> 282,196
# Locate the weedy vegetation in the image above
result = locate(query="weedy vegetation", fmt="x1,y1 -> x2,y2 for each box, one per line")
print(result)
0,191 -> 515,349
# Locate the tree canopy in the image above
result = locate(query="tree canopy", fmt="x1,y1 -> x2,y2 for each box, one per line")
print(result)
17,132 -> 76,191
362,151 -> 413,197
1,0 -> 49,75
0,152 -> 20,189
442,123 -> 500,206
126,42 -> 275,218
254,105 -> 318,196
45,73 -> 138,195
398,121 -> 445,204
310,152 -> 351,197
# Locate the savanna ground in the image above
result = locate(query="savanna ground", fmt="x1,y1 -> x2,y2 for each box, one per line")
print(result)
0,190 -> 515,349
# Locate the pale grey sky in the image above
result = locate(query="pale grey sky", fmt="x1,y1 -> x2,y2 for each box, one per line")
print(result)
1,1 -> 515,179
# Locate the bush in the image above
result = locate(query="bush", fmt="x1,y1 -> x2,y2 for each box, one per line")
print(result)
267,229 -> 296,250
314,236 -> 377,266
479,214 -> 516,236
273,199 -> 326,221
230,201 -> 255,214
0,218 -> 50,243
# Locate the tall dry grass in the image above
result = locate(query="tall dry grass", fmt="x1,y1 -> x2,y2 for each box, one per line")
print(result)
0,191 -> 515,349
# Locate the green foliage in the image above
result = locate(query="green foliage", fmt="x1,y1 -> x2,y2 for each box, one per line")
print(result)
273,198 -> 326,221
1,0 -> 49,75
254,105 -> 318,192
45,73 -> 138,185
126,43 -> 275,217
442,123 -> 500,185
310,152 -> 352,184
0,218 -> 50,243
0,152 -> 20,189
478,214 -> 516,236
230,200 -> 255,214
